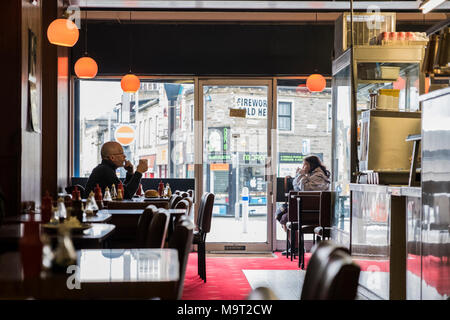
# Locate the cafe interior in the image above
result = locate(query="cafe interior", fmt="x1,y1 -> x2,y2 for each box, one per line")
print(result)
0,0 -> 449,302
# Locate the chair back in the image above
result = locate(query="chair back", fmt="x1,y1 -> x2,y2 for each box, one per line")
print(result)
175,199 -> 189,211
288,191 -> 321,225
145,209 -> 170,248
136,205 -> 156,247
168,215 -> 194,300
197,193 -> 215,234
316,249 -> 361,300
169,195 -> 183,209
183,197 -> 194,217
288,191 -> 332,227
301,241 -> 350,300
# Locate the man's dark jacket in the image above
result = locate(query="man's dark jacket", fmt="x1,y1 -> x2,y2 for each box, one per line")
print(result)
85,159 -> 142,199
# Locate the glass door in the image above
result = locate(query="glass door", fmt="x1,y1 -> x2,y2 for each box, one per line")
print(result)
198,79 -> 273,252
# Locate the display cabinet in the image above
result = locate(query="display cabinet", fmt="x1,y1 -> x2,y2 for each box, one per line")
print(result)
331,45 -> 425,248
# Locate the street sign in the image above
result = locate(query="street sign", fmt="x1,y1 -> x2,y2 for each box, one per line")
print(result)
114,124 -> 135,146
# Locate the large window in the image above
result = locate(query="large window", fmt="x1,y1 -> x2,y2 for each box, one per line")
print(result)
275,79 -> 332,242
76,79 -> 194,179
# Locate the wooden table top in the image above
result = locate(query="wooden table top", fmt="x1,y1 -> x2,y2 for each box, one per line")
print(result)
0,248 -> 179,299
0,223 -> 116,242
3,212 -> 112,224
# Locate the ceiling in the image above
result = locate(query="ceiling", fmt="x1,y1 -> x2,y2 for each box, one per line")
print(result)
67,0 -> 450,11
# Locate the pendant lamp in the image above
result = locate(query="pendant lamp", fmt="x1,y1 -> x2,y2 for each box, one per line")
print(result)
306,74 -> 326,92
74,6 -> 98,78
75,57 -> 98,79
121,11 -> 140,93
121,74 -> 140,93
47,18 -> 79,47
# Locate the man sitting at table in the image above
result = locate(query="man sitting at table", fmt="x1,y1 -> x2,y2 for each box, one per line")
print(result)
85,141 -> 148,199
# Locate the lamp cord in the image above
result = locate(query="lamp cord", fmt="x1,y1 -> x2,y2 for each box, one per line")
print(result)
129,11 -> 132,73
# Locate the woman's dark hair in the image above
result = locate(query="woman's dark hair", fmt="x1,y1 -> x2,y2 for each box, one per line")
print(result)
304,155 -> 330,178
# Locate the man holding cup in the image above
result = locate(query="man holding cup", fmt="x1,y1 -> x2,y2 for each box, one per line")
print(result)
85,141 -> 148,199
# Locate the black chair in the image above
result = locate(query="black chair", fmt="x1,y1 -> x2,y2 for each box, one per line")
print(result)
136,205 -> 157,247
169,194 -> 183,209
247,241 -> 360,300
193,192 -> 215,282
300,241 -> 350,299
287,191 -> 332,269
145,209 -> 170,248
168,215 -> 194,300
315,249 -> 361,300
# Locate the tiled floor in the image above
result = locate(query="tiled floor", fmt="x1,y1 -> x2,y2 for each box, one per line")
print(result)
244,269 -> 372,300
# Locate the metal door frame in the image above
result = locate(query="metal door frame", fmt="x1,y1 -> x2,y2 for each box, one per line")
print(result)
197,78 -> 274,252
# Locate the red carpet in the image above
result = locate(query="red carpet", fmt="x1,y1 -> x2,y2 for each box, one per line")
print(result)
182,252 -> 309,300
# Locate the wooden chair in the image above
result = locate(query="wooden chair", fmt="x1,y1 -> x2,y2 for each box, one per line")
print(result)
246,241 -> 360,300
300,241 -> 350,299
145,209 -> 170,248
136,205 -> 157,247
315,249 -> 361,300
169,194 -> 183,209
287,191 -> 332,269
193,192 -> 215,282
168,215 -> 194,300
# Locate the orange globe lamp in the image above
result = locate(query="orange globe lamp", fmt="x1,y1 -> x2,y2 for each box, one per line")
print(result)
121,74 -> 140,93
306,74 -> 326,92
47,19 -> 79,47
74,57 -> 98,79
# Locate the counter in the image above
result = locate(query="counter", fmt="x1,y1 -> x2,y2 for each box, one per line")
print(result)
350,183 -> 421,300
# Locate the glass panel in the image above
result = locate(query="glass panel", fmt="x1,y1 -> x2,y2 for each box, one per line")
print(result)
203,85 -> 268,243
332,65 -> 352,243
275,79 -> 332,242
356,62 -> 420,113
77,79 -> 194,179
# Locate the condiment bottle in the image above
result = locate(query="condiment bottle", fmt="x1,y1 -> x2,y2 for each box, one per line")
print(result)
94,184 -> 104,209
136,184 -> 143,197
51,225 -> 76,273
117,188 -> 123,201
71,191 -> 83,223
19,213 -> 43,278
41,191 -> 53,223
118,182 -> 124,197
103,187 -> 112,202
56,197 -> 67,221
111,184 -> 117,200
158,180 -> 164,197
166,183 -> 172,197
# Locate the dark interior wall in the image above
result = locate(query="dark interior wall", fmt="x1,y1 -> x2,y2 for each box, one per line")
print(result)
0,0 -> 43,216
71,23 -> 334,76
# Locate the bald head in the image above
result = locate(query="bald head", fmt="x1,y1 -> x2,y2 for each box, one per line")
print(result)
101,141 -> 123,159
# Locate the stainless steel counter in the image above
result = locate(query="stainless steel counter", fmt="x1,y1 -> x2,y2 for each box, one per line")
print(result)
349,183 -> 422,300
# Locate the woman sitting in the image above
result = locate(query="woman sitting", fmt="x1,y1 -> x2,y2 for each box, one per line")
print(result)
278,155 -> 331,232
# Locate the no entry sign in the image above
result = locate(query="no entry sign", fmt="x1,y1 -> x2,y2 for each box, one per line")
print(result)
114,124 -> 135,146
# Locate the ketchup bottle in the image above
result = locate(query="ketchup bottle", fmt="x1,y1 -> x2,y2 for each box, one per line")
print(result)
158,180 -> 164,197
41,191 -> 53,223
19,213 -> 42,278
